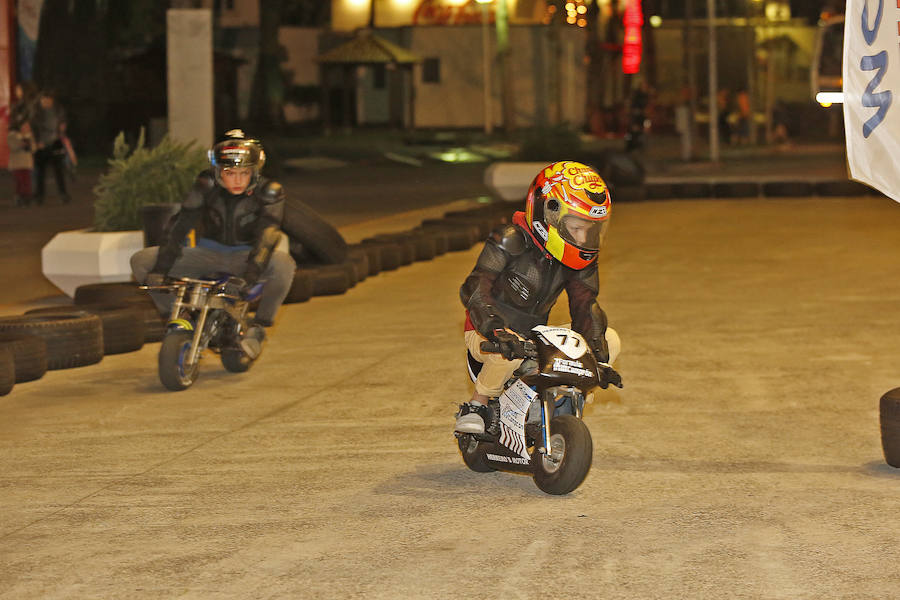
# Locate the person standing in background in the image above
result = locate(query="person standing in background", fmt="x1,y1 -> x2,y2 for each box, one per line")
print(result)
30,90 -> 70,205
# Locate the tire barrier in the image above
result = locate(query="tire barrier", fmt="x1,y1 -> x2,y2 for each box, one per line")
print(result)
0,333 -> 47,383
813,180 -> 872,197
349,243 -> 383,276
762,181 -> 813,197
365,235 -> 415,266
285,269 -> 314,304
299,264 -> 353,296
880,388 -> 900,468
0,314 -> 103,370
74,281 -> 148,305
0,346 -> 14,396
25,304 -> 146,355
712,182 -> 760,198
358,240 -> 403,272
347,248 -> 371,283
282,197 -> 348,265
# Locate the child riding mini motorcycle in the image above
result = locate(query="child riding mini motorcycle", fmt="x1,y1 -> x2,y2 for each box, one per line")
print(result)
455,161 -> 622,492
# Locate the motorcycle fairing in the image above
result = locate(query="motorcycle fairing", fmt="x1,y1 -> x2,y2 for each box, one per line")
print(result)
533,325 -> 588,359
498,379 -> 536,460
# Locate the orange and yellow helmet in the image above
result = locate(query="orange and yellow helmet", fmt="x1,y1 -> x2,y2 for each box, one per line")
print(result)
524,161 -> 611,270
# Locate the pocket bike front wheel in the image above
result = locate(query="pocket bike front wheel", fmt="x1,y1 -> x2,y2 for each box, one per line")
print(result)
221,347 -> 254,373
532,415 -> 593,495
158,330 -> 200,391
457,434 -> 495,473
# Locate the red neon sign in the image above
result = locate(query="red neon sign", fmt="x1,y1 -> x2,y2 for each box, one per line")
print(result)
622,0 -> 643,74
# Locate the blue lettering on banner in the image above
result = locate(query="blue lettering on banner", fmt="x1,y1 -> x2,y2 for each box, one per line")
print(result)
861,0 -> 883,45
858,0 -> 892,137
862,51 -> 892,137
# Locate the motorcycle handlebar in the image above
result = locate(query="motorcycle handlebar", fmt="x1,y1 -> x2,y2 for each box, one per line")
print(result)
479,339 -> 538,359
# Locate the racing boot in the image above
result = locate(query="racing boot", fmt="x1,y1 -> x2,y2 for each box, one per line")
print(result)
455,400 -> 490,434
240,323 -> 267,360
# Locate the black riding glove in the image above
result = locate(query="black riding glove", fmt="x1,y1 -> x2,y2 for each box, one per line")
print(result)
596,363 -> 623,389
494,330 -> 527,361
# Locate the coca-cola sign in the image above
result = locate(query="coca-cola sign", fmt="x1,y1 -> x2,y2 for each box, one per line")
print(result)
413,0 -> 495,26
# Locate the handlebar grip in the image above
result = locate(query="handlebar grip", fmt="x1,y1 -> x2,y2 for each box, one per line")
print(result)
480,341 -> 500,353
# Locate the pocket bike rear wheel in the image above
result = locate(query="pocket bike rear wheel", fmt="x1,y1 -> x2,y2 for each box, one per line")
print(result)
457,434 -> 495,473
532,415 -> 593,495
158,330 -> 200,391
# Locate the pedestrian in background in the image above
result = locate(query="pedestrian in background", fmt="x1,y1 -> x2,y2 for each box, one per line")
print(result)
7,116 -> 34,207
30,90 -> 70,205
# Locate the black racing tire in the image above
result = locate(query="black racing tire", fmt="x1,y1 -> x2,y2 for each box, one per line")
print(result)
119,297 -> 166,343
457,435 -> 495,473
349,243 -> 383,276
418,222 -> 479,251
437,216 -> 492,238
423,229 -> 449,255
300,265 -> 352,296
26,304 -> 146,355
762,181 -> 813,197
814,180 -> 872,197
285,269 -> 315,304
372,232 -> 437,262
360,241 -> 403,271
532,415 -> 593,495
73,282 -> 145,305
673,182 -> 713,199
282,197 -> 348,264
221,347 -> 253,373
644,183 -> 674,200
158,330 -> 199,391
0,314 -> 103,371
610,185 -> 646,203
347,248 -> 371,282
0,346 -> 13,396
0,334 -> 47,383
366,234 -> 414,265
880,388 -> 900,468
712,182 -> 760,198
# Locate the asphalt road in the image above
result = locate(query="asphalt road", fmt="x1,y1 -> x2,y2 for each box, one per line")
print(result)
3,193 -> 900,598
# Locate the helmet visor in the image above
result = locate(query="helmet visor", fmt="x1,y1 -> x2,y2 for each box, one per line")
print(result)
550,213 -> 608,252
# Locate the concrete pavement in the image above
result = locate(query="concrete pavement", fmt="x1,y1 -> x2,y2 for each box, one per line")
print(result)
3,191 -> 900,598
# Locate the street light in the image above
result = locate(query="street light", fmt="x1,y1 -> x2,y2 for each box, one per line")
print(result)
476,0 -> 493,135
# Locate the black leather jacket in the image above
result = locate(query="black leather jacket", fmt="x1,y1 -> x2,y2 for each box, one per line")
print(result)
152,170 -> 285,283
460,212 -> 610,362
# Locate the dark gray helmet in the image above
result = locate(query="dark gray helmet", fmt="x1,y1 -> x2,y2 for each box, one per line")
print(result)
208,129 -> 266,193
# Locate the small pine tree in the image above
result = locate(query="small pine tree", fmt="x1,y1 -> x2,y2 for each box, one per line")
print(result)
93,129 -> 208,231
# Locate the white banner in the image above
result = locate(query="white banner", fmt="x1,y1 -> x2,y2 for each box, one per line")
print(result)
844,0 -> 900,202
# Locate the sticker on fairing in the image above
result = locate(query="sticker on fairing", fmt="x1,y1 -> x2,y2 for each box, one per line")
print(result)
498,379 -> 536,460
533,326 -> 588,359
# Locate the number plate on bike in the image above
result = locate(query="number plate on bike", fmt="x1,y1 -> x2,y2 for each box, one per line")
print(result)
533,326 -> 588,359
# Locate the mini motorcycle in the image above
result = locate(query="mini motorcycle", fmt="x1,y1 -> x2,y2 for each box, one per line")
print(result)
456,325 -> 622,495
142,276 -> 261,391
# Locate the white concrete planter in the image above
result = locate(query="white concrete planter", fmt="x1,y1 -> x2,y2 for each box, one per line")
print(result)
41,228 -> 144,298
484,162 -> 549,201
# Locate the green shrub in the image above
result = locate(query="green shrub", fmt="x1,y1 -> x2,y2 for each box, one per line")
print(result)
93,129 -> 208,231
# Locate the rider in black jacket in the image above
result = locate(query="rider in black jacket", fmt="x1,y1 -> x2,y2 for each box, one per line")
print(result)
456,161 -> 622,434
131,130 -> 296,359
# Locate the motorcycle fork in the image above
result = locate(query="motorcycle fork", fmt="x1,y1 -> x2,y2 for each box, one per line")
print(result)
538,390 -> 568,455
185,286 -> 210,367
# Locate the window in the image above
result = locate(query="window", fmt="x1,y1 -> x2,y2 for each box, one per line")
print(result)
423,58 -> 440,84
373,64 -> 386,90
